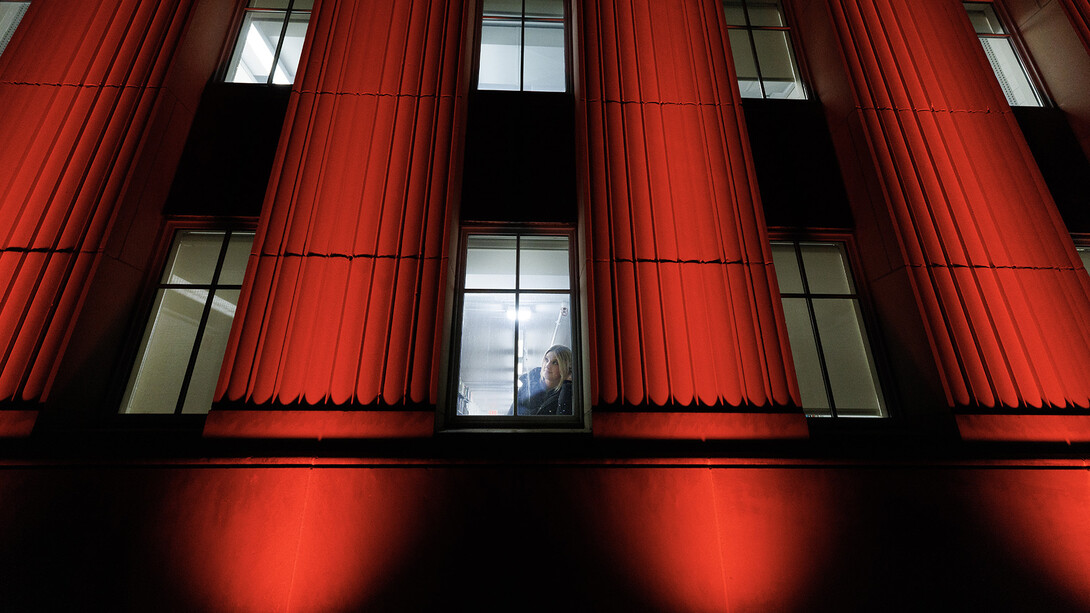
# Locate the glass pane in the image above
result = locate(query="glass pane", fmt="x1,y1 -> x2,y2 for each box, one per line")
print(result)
965,3 -> 1004,35
519,236 -> 569,289
465,235 -> 517,289
980,38 -> 1040,106
458,293 -> 517,415
752,30 -> 804,99
813,299 -> 883,416
220,232 -> 256,285
226,12 -> 287,83
728,30 -> 758,80
292,0 -> 315,10
1077,247 -> 1090,274
182,290 -> 240,414
524,22 -> 566,92
800,243 -> 853,295
526,0 -> 563,19
162,231 -> 224,285
121,289 -> 207,414
251,0 -> 291,8
771,242 -> 803,294
479,20 -> 522,90
484,0 -> 523,18
517,294 -> 574,416
781,298 -> 830,414
746,1 -> 785,27
722,2 -> 747,26
271,12 -> 309,84
0,2 -> 29,57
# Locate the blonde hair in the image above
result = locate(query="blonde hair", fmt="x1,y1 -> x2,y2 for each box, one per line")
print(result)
540,345 -> 573,389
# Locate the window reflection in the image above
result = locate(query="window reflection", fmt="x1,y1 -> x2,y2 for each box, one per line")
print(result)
722,0 -> 806,100
225,0 -> 313,85
478,0 -> 566,92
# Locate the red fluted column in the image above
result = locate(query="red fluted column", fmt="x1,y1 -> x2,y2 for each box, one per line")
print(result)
216,0 -> 468,407
579,0 -> 799,408
821,0 -> 1090,409
0,0 -> 194,404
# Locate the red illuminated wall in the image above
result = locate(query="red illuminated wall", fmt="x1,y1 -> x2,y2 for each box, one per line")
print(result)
0,0 -> 197,405
578,0 -> 799,410
798,0 -> 1090,411
216,0 -> 470,407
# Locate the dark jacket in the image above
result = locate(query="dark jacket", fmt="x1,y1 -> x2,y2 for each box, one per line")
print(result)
516,367 -> 573,416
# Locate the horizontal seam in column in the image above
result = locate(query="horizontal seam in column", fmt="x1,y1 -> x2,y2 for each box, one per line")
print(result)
0,81 -> 163,90
855,104 -> 1012,115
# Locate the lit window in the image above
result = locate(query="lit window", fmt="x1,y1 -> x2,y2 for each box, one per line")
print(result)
722,0 -> 805,99
478,0 -> 566,92
964,2 -> 1042,107
449,230 -> 581,425
225,0 -> 312,85
0,1 -> 29,57
771,241 -> 886,417
121,230 -> 254,414
1077,245 -> 1090,274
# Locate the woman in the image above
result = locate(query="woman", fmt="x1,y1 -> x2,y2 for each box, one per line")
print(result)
516,345 -> 573,416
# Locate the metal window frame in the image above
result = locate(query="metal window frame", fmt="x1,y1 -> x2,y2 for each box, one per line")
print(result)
722,0 -> 807,100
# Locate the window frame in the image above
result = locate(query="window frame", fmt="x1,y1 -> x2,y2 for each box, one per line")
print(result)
115,218 -> 257,416
438,223 -> 588,433
221,0 -> 313,86
472,0 -> 572,94
769,232 -> 890,419
721,0 -> 808,100
963,1 -> 1049,108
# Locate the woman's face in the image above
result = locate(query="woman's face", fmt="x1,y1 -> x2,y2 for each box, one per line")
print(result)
541,351 -> 564,389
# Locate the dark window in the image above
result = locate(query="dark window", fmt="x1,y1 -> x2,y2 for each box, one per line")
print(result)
0,1 -> 29,57
121,230 -> 254,414
225,0 -> 313,85
477,0 -> 566,92
964,2 -> 1043,107
448,228 -> 582,426
771,240 -> 886,417
722,0 -> 805,99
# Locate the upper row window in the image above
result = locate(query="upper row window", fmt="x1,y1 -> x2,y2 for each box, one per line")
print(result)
0,1 -> 29,58
964,2 -> 1043,107
722,0 -> 806,100
225,0 -> 313,85
477,0 -> 567,92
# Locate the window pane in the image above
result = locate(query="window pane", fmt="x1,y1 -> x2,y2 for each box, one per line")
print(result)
479,20 -> 522,90
519,236 -> 569,289
466,235 -> 517,289
752,30 -> 804,99
220,232 -> 255,285
251,0 -> 291,8
979,38 -> 1040,106
162,231 -> 224,285
722,2 -> 747,26
523,21 -> 566,92
293,0 -> 315,9
0,2 -> 29,57
781,298 -> 830,414
525,0 -> 563,19
484,0 -> 522,17
516,293 -> 573,416
458,293 -> 517,415
771,242 -> 803,294
800,242 -> 853,295
121,289 -> 206,414
226,12 -> 286,83
271,12 -> 309,85
813,299 -> 883,416
965,4 -> 1005,35
746,2 -> 785,27
728,30 -> 758,80
181,290 -> 240,414
1077,247 -> 1090,274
